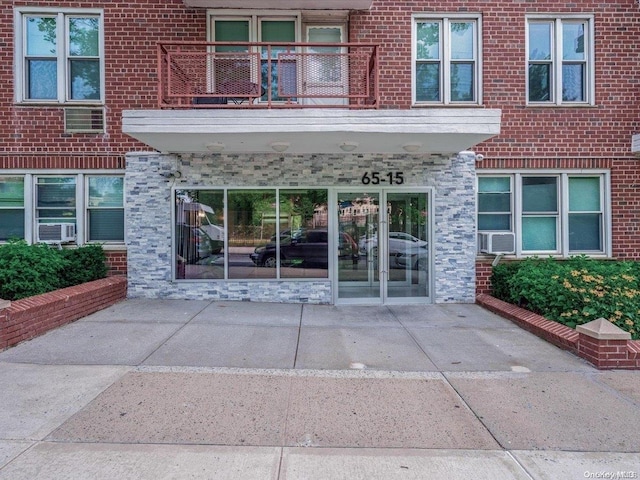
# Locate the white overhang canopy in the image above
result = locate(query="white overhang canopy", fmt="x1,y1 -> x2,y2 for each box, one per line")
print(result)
123,109 -> 501,155
182,0 -> 372,9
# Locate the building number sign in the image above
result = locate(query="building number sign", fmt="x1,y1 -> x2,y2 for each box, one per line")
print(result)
361,171 -> 404,185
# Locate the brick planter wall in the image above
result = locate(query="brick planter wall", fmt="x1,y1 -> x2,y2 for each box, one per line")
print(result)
0,276 -> 127,351
477,293 -> 640,370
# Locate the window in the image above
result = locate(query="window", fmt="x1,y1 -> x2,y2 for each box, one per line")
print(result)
477,173 -> 608,256
527,16 -> 594,105
0,177 -> 25,241
522,177 -> 559,251
211,14 -> 298,102
477,176 -> 512,231
175,188 -> 329,281
413,14 -> 481,104
36,176 -> 77,226
16,9 -> 103,103
0,174 -> 124,245
87,176 -> 124,242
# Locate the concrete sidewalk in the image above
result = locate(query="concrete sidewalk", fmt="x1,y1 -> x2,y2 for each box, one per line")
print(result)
1,300 -> 639,479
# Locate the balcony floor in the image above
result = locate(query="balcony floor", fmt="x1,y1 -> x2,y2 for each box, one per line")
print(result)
122,108 -> 501,155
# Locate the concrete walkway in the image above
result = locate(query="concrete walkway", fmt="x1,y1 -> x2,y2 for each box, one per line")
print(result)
1,300 -> 639,479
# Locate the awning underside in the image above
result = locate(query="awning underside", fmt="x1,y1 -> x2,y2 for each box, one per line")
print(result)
122,108 -> 501,155
182,0 -> 372,10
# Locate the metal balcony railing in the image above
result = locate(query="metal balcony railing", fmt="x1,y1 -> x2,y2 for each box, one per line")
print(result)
157,42 -> 379,109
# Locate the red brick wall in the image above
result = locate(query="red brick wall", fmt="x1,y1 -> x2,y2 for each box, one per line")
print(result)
475,260 -> 493,296
1,1 -> 639,282
0,276 -> 127,350
106,251 -> 128,276
2,0 -> 636,158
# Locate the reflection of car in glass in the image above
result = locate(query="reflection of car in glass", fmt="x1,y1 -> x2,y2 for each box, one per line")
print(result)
359,232 -> 428,256
394,244 -> 428,270
250,229 -> 358,268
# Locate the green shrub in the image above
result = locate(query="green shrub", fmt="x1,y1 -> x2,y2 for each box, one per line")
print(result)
0,241 -> 108,301
60,244 -> 108,287
490,261 -> 522,302
0,240 -> 66,301
491,256 -> 640,339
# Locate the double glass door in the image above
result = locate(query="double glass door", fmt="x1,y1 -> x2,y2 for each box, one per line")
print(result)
335,189 -> 431,304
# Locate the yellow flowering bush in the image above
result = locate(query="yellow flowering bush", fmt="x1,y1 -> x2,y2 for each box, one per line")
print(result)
491,256 -> 640,339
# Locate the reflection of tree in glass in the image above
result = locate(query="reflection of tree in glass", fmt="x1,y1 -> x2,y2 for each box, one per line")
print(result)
280,191 -> 328,228
30,17 -> 57,54
35,16 -> 100,100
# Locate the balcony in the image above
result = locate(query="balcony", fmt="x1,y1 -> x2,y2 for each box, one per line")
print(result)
158,41 -> 379,109
122,41 -> 501,155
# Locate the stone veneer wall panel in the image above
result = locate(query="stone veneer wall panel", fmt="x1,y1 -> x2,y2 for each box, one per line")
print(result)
125,151 -> 476,303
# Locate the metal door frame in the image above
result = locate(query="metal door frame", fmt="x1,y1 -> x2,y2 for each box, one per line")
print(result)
332,187 -> 433,305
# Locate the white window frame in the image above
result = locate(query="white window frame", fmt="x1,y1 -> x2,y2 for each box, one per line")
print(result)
207,10 -> 302,43
0,175 -> 27,242
477,175 -> 513,232
0,171 -> 124,247
85,175 -> 126,244
525,14 -> 595,106
412,13 -> 483,106
34,175 -> 80,232
207,10 -> 301,102
477,170 -> 611,258
14,7 -> 105,104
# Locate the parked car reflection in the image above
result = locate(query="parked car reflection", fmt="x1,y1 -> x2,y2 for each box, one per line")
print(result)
359,232 -> 428,256
250,229 -> 358,268
394,244 -> 428,270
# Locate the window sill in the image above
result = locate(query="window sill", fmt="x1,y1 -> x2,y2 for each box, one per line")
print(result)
525,102 -> 596,108
412,103 -> 484,108
15,101 -> 104,108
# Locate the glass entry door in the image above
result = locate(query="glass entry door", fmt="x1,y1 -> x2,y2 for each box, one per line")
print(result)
336,192 -> 381,300
335,189 -> 431,304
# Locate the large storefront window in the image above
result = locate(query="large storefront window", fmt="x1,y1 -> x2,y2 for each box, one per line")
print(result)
175,188 -> 329,280
228,189 -> 277,279
176,189 -> 225,280
278,190 -> 329,279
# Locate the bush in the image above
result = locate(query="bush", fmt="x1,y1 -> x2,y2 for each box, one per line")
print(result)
60,244 -> 108,288
0,241 -> 108,301
492,256 -> 640,339
0,240 -> 67,300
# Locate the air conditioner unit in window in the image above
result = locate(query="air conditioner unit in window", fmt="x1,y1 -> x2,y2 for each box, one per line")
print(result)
64,107 -> 105,133
478,232 -> 515,254
37,223 -> 76,244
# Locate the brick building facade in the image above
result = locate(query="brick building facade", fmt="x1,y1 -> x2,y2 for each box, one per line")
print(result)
1,0 -> 638,304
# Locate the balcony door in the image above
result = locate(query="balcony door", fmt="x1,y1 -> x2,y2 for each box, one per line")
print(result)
335,189 -> 431,304
210,16 -> 298,102
304,26 -> 348,106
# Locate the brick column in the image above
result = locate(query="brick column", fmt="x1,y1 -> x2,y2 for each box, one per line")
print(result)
0,299 -> 10,350
576,318 -> 633,369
